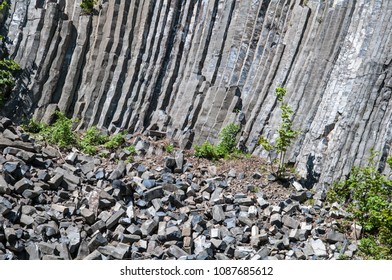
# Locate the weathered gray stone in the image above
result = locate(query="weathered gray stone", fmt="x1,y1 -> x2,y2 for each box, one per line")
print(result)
97,243 -> 129,259
140,219 -> 159,237
66,226 -> 81,254
56,243 -> 72,260
76,240 -> 90,260
309,239 -> 328,258
14,178 -> 33,194
290,192 -> 308,203
20,214 -> 35,226
326,230 -> 345,243
174,151 -> 184,172
81,208 -> 96,225
0,175 -> 10,194
194,235 -> 210,255
48,173 -> 63,189
55,167 -> 80,185
143,186 -> 164,202
4,228 -> 16,243
212,205 -> 225,223
25,243 -> 40,260
282,215 -> 300,229
166,226 -> 182,241
84,250 -> 103,260
88,233 -> 108,252
167,245 -> 189,259
270,213 -> 282,228
106,209 -> 126,229
42,146 -> 60,158
0,136 -> 35,152
38,242 -> 56,255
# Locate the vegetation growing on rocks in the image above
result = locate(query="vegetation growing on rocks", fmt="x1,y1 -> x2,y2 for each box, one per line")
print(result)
259,87 -> 300,179
327,150 -> 392,259
22,111 -> 77,148
78,126 -> 108,155
80,0 -> 97,15
0,1 -> 8,13
23,112 -> 131,155
0,58 -> 20,107
195,123 -> 241,160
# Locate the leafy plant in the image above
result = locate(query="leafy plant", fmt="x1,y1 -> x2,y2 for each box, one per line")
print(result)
0,1 -> 9,13
327,150 -> 392,259
79,126 -> 108,155
103,132 -> 126,149
0,58 -> 21,107
195,123 -> 241,160
259,87 -> 299,179
164,143 -> 174,153
80,0 -> 96,15
22,118 -> 47,134
195,141 -> 220,160
123,145 -> 136,163
217,123 -> 241,155
40,111 -> 77,148
124,145 -> 136,155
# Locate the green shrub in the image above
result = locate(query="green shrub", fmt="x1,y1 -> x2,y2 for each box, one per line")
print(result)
104,132 -> 126,149
259,87 -> 299,178
80,0 -> 96,14
195,123 -> 241,160
79,126 -> 108,155
217,123 -> 240,155
195,141 -> 220,160
0,1 -> 9,13
22,118 -> 47,134
327,150 -> 392,259
42,111 -> 77,148
0,58 -> 21,107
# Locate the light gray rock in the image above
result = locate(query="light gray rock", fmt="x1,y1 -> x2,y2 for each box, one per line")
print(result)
25,243 -> 40,260
106,209 -> 126,229
282,215 -> 300,229
14,178 -> 33,194
167,245 -> 189,259
212,205 -> 225,223
326,230 -> 345,243
309,239 -> 328,258
0,175 -> 10,194
270,213 -> 282,228
97,243 -> 129,259
140,219 -> 159,237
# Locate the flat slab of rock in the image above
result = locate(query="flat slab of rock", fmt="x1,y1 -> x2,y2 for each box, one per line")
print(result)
0,136 -> 36,152
309,239 -> 328,258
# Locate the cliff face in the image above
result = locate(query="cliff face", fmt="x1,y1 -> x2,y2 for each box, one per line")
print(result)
1,0 -> 392,188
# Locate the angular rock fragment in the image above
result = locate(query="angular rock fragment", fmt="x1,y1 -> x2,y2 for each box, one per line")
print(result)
106,209 -> 126,229
98,243 -> 129,259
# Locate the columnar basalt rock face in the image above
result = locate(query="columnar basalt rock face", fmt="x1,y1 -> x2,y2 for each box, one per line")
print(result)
1,0 -> 392,188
